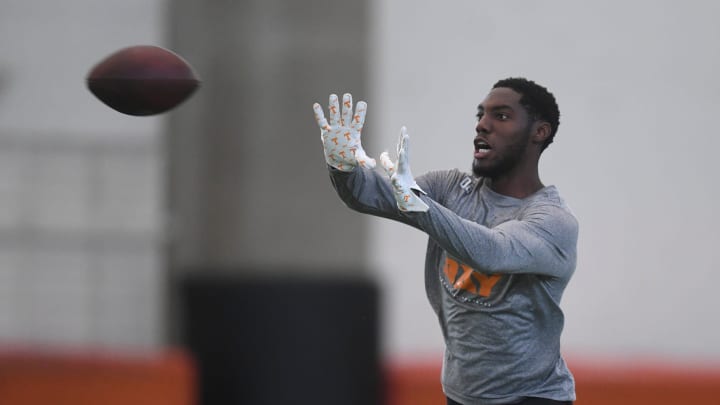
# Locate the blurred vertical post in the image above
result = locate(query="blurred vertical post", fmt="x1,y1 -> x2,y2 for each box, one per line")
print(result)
164,1 -> 380,404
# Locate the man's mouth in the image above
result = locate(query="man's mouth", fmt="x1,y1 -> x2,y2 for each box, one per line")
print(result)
474,140 -> 491,158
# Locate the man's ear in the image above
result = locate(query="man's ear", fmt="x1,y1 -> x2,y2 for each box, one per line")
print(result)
532,121 -> 552,146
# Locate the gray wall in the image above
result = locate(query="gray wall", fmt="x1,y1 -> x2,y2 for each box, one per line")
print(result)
166,0 -> 371,275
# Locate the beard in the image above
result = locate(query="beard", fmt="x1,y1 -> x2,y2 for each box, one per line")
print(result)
471,129 -> 531,179
472,153 -> 524,178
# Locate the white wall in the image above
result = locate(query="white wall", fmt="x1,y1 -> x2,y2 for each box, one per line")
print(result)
0,0 -> 168,349
369,0 -> 720,362
0,0 -> 167,135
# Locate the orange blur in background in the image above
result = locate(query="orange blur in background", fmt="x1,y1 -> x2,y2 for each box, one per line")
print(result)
1,348 -> 720,405
384,356 -> 720,405
0,347 -> 194,405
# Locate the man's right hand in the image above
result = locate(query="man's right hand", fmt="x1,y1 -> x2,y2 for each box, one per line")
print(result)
313,93 -> 376,172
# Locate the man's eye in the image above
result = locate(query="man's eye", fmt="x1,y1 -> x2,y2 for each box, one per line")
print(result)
496,113 -> 509,120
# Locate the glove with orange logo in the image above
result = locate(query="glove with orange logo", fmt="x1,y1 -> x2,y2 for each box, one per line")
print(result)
380,126 -> 429,212
313,93 -> 376,172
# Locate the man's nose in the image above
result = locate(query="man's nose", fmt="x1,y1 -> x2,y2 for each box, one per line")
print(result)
476,116 -> 489,134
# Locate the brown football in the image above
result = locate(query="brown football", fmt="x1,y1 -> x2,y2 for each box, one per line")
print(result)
86,45 -> 200,116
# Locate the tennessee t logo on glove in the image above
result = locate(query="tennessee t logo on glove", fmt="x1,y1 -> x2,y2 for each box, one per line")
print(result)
380,126 -> 429,212
313,93 -> 376,172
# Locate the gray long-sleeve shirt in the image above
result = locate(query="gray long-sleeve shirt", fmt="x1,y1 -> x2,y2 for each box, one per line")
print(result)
329,166 -> 578,405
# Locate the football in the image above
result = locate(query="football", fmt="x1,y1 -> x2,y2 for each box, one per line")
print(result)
86,45 -> 200,116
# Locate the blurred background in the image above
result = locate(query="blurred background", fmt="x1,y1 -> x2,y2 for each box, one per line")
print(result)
1,0 -> 720,404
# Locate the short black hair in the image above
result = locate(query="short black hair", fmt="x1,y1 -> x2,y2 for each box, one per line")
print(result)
492,77 -> 560,150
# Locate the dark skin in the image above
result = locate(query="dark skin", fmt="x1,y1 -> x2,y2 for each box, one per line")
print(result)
473,87 -> 552,199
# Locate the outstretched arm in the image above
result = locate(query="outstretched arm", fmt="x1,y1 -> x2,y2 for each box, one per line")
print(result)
380,128 -> 577,279
414,197 -> 577,278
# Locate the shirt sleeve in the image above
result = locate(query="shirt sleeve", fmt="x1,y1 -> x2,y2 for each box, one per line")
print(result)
327,165 -> 454,229
328,166 -> 577,279
328,166 -> 420,228
413,195 -> 578,279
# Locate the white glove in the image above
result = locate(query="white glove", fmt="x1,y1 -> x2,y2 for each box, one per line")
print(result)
313,93 -> 376,172
380,126 -> 429,212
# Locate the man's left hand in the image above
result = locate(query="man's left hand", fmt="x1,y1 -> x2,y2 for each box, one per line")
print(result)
380,126 -> 429,212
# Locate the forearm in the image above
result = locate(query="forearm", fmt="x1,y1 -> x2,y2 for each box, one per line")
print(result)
329,166 -> 421,228
411,195 -> 574,278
